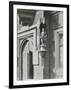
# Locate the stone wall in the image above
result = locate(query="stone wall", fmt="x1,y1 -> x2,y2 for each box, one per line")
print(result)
45,11 -> 63,78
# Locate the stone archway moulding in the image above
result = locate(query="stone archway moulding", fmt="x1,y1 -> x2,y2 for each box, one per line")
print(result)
17,24 -> 39,80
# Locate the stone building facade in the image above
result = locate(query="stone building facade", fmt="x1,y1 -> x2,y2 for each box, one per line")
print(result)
17,10 -> 63,80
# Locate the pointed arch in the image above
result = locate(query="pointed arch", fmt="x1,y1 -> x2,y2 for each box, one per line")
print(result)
20,39 -> 29,80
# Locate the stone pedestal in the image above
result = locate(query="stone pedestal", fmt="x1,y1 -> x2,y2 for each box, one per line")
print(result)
39,45 -> 48,79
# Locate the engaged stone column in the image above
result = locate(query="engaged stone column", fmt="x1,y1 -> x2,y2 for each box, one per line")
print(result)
39,28 -> 48,79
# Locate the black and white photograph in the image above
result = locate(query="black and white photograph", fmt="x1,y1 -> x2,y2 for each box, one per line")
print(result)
9,1 -> 69,88
17,9 -> 64,80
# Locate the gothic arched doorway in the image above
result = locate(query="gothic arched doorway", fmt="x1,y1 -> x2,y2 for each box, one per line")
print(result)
21,38 -> 33,80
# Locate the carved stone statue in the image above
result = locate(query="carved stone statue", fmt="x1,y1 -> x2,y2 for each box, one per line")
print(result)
40,28 -> 47,46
